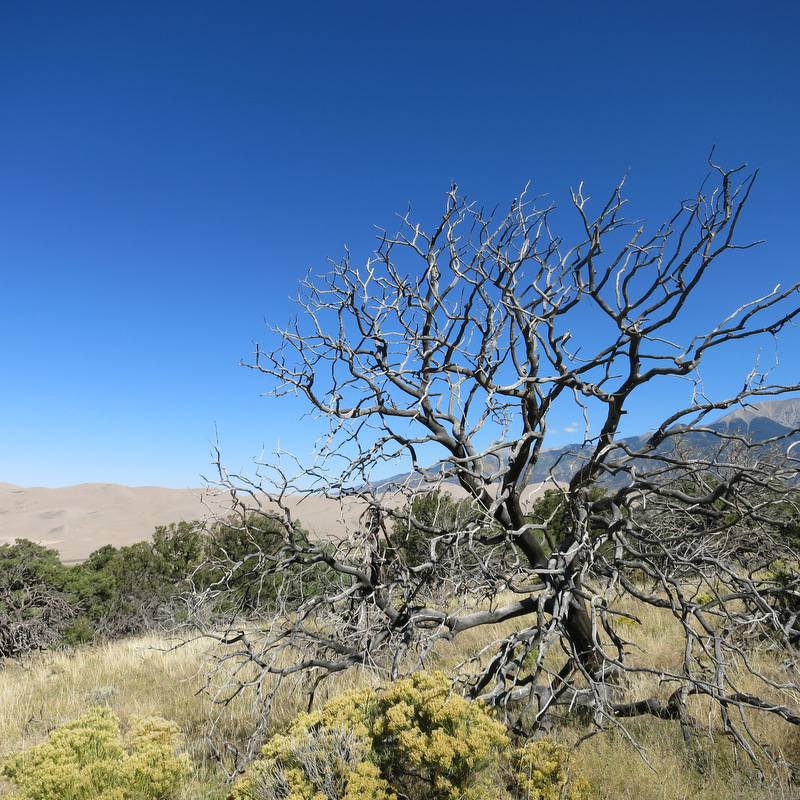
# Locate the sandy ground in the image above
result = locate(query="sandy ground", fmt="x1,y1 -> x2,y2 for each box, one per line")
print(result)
0,481 -> 557,563
0,483 -> 370,563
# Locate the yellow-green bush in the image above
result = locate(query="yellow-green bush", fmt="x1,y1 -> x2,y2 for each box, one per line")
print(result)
230,672 -> 589,800
230,672 -> 510,800
371,672 -> 509,800
514,740 -> 590,800
1,706 -> 191,800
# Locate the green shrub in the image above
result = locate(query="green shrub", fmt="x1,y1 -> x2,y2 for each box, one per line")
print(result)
390,491 -> 483,569
205,513 -> 329,614
1,706 -> 191,800
527,487 -> 607,550
65,521 -> 209,641
0,539 -> 74,656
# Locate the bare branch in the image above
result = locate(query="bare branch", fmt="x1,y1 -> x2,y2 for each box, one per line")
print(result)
193,165 -> 800,768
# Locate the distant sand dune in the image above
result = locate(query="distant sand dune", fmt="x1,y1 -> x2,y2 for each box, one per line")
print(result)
0,483 -> 367,563
0,481 -> 556,563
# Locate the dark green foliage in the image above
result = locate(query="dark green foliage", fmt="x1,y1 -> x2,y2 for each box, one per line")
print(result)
0,510 -> 390,654
527,489 -> 573,547
391,486 -> 611,568
385,490 -> 518,604
528,487 -> 608,550
63,522 -> 208,640
204,514 -> 284,612
0,539 -> 74,657
389,490 -> 485,568
152,520 -> 208,582
772,495 -> 800,554
65,545 -> 125,627
205,513 -> 328,613
757,494 -> 800,634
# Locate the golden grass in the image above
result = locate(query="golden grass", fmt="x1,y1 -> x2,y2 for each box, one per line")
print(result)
0,635 -> 238,799
1,594 -> 800,799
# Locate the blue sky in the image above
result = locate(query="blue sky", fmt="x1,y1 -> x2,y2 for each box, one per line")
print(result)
2,1 -> 799,488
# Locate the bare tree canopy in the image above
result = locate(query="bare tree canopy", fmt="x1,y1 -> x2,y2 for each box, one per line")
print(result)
194,159 -> 800,770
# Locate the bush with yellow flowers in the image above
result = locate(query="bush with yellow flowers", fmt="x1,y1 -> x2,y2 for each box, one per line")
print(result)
514,739 -> 591,800
370,672 -> 509,800
1,706 -> 191,800
230,672 -> 589,800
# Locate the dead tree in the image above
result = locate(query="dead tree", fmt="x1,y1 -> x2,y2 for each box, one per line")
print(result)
192,158 -> 800,767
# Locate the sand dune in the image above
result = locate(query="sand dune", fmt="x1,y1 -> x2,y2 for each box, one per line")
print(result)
0,483 -> 368,563
0,481 -> 556,563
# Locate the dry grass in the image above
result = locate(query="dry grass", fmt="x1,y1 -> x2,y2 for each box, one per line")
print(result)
0,635 -> 239,799
1,595 -> 800,799
560,595 -> 800,800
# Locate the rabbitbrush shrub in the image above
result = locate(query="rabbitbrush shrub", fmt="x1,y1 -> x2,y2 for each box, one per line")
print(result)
230,671 -> 589,800
1,706 -> 191,800
514,740 -> 591,800
230,672 -> 509,800
370,672 -> 510,800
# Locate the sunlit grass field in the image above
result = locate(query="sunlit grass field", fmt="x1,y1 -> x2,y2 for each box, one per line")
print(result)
2,595 -> 799,799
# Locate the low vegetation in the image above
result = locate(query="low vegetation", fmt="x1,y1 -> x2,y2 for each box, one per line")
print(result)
1,595 -> 798,799
1,706 -> 191,800
2,487 -> 800,799
230,672 -> 515,800
0,512 -> 309,656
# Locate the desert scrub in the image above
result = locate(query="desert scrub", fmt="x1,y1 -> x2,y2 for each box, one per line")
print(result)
1,706 -> 191,800
514,740 -> 590,800
371,672 -> 509,800
231,672 -> 510,800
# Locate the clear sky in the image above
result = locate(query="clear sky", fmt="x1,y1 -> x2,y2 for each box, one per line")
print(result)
2,1 -> 799,488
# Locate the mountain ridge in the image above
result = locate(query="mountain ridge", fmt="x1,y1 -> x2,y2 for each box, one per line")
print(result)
373,397 -> 800,490
3,399 -> 799,561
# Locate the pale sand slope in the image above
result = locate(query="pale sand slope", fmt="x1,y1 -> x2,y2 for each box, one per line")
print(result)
0,483 -> 370,563
0,482 -> 556,564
